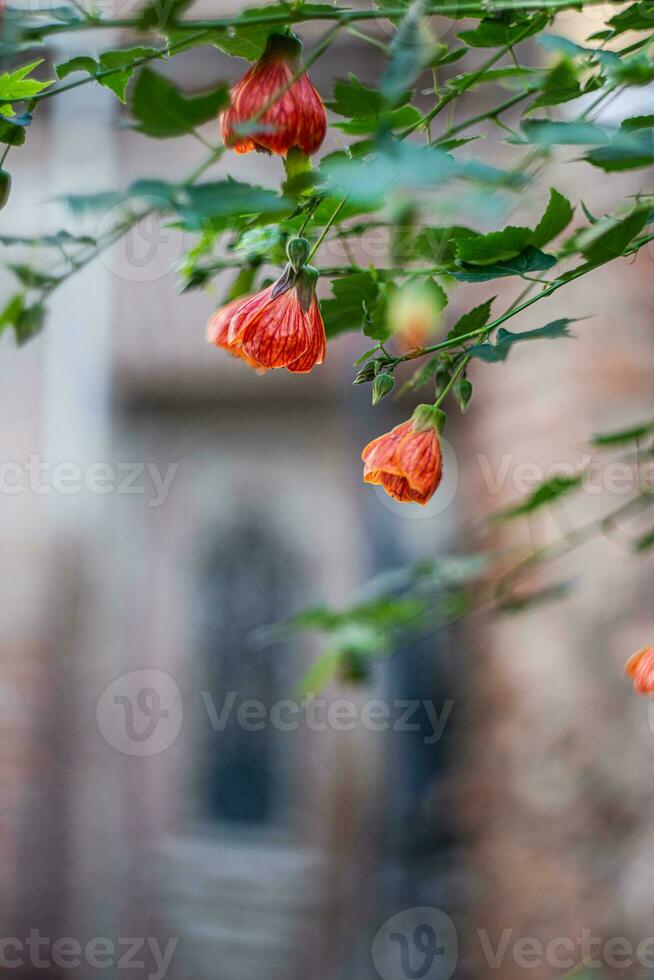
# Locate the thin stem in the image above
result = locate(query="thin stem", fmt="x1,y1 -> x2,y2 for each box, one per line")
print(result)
434,354 -> 468,408
307,197 -> 349,262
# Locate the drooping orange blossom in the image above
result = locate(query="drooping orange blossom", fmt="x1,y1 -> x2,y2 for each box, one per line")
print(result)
220,32 -> 327,157
207,262 -> 326,374
362,404 -> 445,505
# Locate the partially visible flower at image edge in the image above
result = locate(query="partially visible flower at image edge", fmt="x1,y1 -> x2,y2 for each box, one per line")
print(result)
206,262 -> 326,373
220,32 -> 327,156
362,404 -> 445,505
625,646 -> 654,695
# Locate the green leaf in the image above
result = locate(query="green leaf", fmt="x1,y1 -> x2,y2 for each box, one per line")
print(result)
321,138 -> 522,208
576,208 -> 649,264
458,12 -> 548,48
456,226 -> 533,266
58,48 -> 161,103
333,105 -> 421,136
610,53 -> 654,86
585,124 -> 654,172
212,4 -> 337,61
467,318 -> 576,362
452,246 -> 556,282
0,293 -> 25,336
321,272 -> 381,339
0,61 -> 52,109
520,118 -> 609,145
8,263 -> 59,290
447,297 -> 494,341
328,75 -> 402,118
607,2 -> 654,36
14,302 -> 46,346
531,188 -> 574,248
526,58 -> 583,112
55,55 -> 98,80
179,179 -> 290,227
0,113 -> 30,147
139,0 -> 196,30
411,225 -> 476,265
99,47 -> 162,102
495,471 -> 584,521
130,67 -> 229,137
635,528 -> 654,553
591,421 -> 654,447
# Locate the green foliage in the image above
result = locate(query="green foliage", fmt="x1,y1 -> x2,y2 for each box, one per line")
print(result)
467,318 -> 576,363
130,67 -> 230,136
56,47 -> 162,103
494,472 -> 584,521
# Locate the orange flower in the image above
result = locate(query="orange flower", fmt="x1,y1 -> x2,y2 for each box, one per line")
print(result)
220,33 -> 326,157
625,646 -> 654,695
207,263 -> 326,374
362,405 -> 445,505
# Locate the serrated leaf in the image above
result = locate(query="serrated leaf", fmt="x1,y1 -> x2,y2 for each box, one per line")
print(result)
467,318 -> 575,362
526,57 -> 583,112
130,67 -> 229,137
451,245 -> 556,282
212,4 -> 338,61
55,55 -> 98,80
0,61 -> 53,106
458,12 -> 547,48
328,75 -> 410,118
447,297 -> 494,341
531,188 -> 574,248
576,208 -> 649,264
321,272 -> 381,339
456,226 -> 533,266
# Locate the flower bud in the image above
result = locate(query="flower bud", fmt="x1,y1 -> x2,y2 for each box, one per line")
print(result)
353,361 -> 378,385
286,236 -> 311,273
372,371 -> 395,405
454,377 -> 473,413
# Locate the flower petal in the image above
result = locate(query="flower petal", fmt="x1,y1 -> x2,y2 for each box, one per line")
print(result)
240,287 -> 311,369
286,296 -> 326,373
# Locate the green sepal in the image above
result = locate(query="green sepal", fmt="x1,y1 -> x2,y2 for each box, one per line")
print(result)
286,235 -> 311,273
412,403 -> 446,434
295,264 -> 319,313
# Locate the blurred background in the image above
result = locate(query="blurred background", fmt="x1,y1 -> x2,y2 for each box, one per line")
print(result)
1,1 -> 654,978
